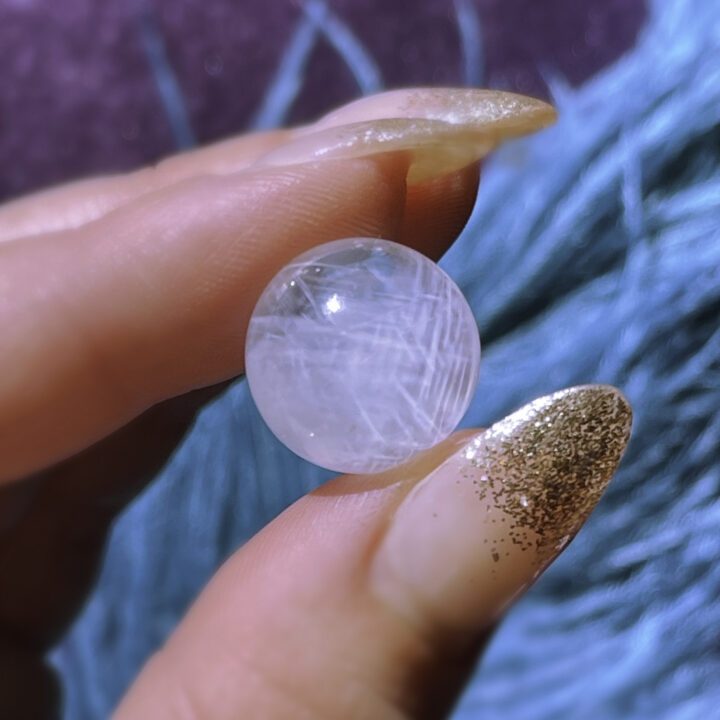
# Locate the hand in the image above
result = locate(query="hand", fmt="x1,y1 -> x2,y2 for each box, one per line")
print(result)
0,89 -> 628,720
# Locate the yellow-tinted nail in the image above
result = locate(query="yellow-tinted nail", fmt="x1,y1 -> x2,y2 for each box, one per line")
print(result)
311,87 -> 556,133
371,385 -> 632,634
255,88 -> 557,185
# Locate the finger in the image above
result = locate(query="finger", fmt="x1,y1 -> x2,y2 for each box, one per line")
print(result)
0,153 -> 414,482
0,88 -> 554,244
113,386 -> 632,720
1,90 -> 552,482
0,130 -> 292,243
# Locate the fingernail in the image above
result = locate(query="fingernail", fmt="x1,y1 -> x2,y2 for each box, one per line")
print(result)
311,87 -> 557,132
371,384 -> 632,634
254,88 -> 557,185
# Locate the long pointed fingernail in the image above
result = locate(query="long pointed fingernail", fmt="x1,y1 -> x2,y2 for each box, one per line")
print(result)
255,88 -> 557,185
371,384 -> 632,634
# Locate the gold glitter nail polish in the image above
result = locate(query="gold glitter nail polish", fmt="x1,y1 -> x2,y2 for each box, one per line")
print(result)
372,384 -> 632,633
465,384 -> 633,564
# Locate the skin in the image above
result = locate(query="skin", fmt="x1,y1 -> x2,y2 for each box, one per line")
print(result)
0,90 -> 579,720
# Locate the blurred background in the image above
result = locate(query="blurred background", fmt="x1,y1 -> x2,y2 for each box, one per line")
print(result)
2,1 -> 719,719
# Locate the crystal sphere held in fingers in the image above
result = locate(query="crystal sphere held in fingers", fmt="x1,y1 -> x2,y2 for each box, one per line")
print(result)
245,238 -> 481,474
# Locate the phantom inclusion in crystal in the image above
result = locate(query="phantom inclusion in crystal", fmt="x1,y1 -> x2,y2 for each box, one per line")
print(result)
245,238 -> 481,474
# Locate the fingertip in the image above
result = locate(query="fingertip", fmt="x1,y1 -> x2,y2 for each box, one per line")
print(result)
371,386 -> 631,642
399,162 -> 480,261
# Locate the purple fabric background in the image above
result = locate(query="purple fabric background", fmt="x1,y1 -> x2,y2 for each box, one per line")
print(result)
0,0 -> 646,203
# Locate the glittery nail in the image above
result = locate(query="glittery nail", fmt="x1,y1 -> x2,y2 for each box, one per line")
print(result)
468,384 -> 632,561
371,384 -> 632,633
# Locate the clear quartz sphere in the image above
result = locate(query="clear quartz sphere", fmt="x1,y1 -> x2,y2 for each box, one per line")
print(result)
245,238 -> 481,474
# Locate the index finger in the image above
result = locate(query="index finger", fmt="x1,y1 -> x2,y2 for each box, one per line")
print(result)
0,88 -> 555,482
0,88 -> 555,244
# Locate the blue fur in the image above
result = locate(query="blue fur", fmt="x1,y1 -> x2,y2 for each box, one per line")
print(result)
53,0 -> 720,717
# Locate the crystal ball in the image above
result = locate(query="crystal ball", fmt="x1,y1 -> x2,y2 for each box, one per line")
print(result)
245,238 -> 481,474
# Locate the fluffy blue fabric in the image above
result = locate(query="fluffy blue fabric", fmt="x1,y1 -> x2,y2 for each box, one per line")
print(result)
53,0 -> 720,717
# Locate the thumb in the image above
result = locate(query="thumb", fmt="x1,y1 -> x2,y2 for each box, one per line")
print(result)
113,385 -> 631,720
